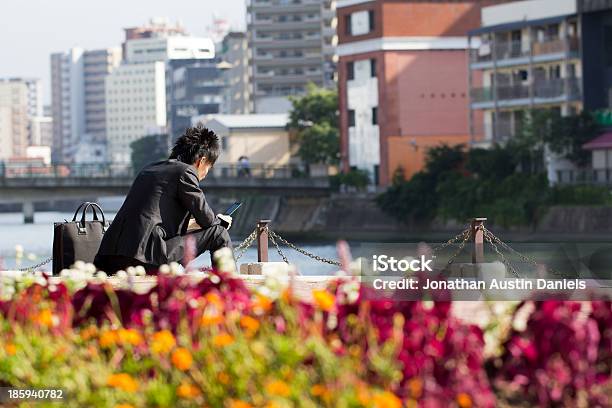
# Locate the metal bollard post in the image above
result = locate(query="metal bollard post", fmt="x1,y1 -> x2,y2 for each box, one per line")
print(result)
257,219 -> 271,262
471,218 -> 487,264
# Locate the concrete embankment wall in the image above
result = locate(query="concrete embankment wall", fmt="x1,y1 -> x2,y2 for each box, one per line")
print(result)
228,195 -> 612,240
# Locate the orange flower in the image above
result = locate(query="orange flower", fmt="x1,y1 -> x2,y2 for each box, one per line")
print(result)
34,309 -> 55,327
456,393 -> 472,408
372,391 -> 402,408
212,333 -> 234,348
107,373 -> 138,392
228,400 -> 252,408
310,384 -> 329,397
252,294 -> 273,314
171,347 -> 193,371
265,379 -> 291,397
205,292 -> 224,308
239,315 -> 260,333
4,343 -> 17,355
99,330 -> 119,348
80,325 -> 98,341
200,311 -> 223,327
176,382 -> 200,399
114,404 -> 135,408
117,328 -> 143,346
407,377 -> 423,399
312,289 -> 335,312
217,371 -> 230,385
357,384 -> 371,405
151,330 -> 176,354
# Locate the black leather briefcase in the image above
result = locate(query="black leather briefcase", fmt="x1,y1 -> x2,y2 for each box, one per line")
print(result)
52,202 -> 109,275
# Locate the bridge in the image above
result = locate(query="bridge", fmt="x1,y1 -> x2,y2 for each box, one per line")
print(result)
0,162 -> 331,223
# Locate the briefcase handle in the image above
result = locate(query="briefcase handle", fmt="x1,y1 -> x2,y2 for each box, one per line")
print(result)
71,201 -> 101,222
76,202 -> 107,234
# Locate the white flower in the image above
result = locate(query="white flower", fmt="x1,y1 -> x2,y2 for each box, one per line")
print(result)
213,247 -> 237,274
159,264 -> 171,274
134,266 -> 146,276
115,270 -> 128,280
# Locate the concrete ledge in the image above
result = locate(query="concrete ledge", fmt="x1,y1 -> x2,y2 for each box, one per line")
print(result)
239,262 -> 298,275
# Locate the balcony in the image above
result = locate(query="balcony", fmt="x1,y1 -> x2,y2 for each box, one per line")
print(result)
471,78 -> 582,108
472,37 -> 580,68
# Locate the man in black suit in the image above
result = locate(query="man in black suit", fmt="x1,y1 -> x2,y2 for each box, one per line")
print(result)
94,125 -> 233,274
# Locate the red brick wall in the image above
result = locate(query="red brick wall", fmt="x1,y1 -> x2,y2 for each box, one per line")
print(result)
338,0 -> 515,44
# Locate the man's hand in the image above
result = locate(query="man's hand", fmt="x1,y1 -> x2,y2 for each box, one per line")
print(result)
217,214 -> 232,230
187,218 -> 201,231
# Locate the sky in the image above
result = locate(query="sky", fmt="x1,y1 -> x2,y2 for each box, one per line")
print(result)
1,0 -> 247,104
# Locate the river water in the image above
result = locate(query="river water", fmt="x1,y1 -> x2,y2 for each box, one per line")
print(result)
0,212 -> 340,275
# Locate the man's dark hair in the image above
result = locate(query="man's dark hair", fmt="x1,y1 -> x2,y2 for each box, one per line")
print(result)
169,124 -> 220,165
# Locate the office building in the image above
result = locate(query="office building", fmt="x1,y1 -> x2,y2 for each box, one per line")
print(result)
219,32 -> 251,114
167,58 -> 227,141
337,0 -> 507,186
247,0 -> 338,113
106,35 -> 215,165
0,79 -> 29,159
468,0 -> 612,183
123,18 -> 188,59
50,47 -> 121,163
29,116 -> 53,146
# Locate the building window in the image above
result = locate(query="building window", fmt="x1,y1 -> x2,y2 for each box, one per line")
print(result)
368,10 -> 375,31
345,15 -> 352,35
347,62 -> 355,80
370,59 -> 377,77
348,109 -> 355,127
221,136 -> 228,151
372,107 -> 378,125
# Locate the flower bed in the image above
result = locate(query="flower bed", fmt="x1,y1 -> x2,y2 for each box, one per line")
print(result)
0,254 -> 609,407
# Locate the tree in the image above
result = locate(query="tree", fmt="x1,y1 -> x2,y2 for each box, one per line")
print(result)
544,110 -> 600,167
130,134 -> 169,172
288,84 -> 339,165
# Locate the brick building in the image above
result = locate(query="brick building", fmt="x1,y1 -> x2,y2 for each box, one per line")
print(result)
337,0 -> 508,186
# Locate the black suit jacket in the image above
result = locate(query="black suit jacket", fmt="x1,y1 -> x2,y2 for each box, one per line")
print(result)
96,159 -> 218,265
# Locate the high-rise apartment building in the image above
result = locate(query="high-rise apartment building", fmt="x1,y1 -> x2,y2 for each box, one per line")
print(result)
247,0 -> 338,113
0,79 -> 29,159
50,47 -> 121,163
337,0 -> 508,186
468,0 -> 612,183
219,32 -> 251,114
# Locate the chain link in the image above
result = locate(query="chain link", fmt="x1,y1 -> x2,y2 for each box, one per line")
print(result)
441,228 -> 472,268
268,230 -> 289,263
17,256 -> 53,272
483,227 -> 564,278
233,228 -> 258,261
268,230 -> 341,266
432,224 -> 471,254
483,230 -> 521,277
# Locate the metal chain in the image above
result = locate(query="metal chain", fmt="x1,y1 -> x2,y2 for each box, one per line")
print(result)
268,230 -> 341,266
432,224 -> 472,254
483,227 -> 564,278
268,230 -> 289,263
233,228 -> 258,261
443,228 -> 472,267
483,230 -> 521,277
17,256 -> 53,272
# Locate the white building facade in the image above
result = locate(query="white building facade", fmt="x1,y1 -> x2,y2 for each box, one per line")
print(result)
0,79 -> 30,159
105,36 -> 214,166
50,47 -> 121,163
105,62 -> 167,165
